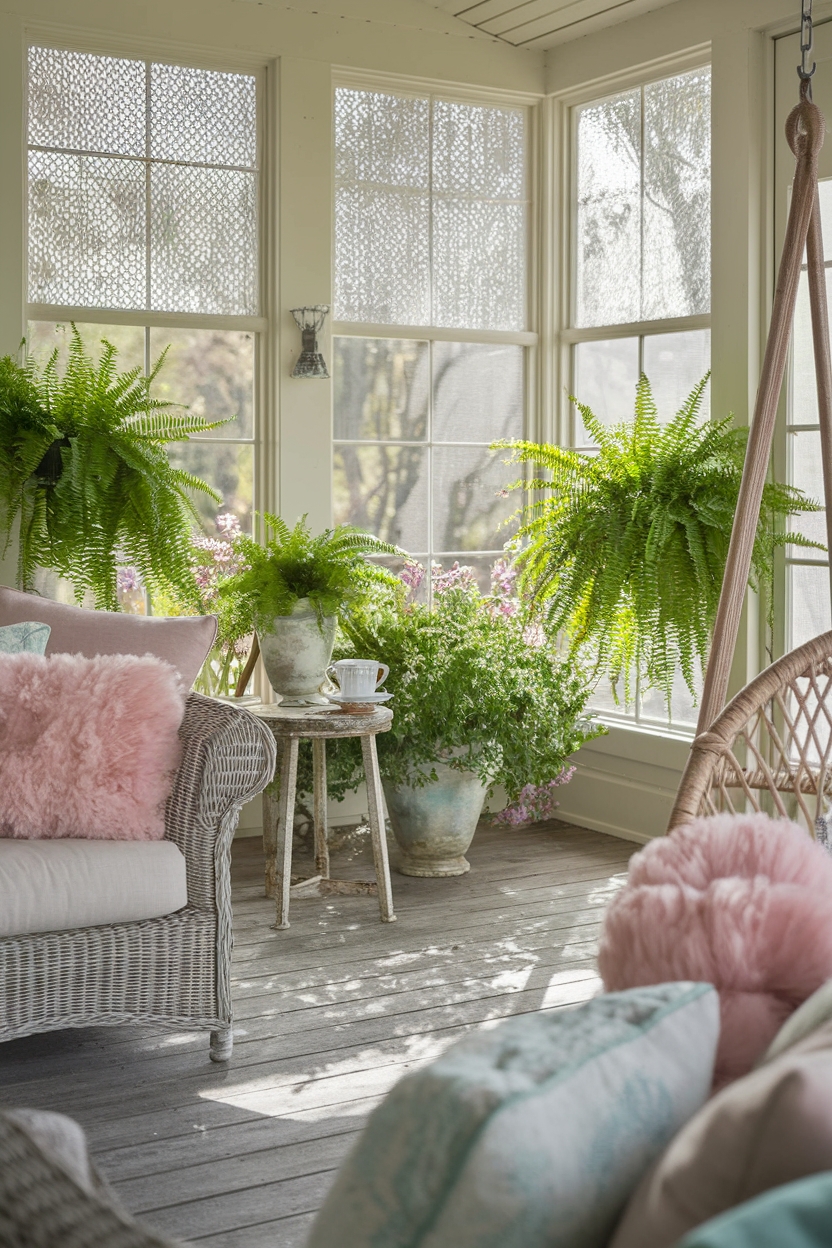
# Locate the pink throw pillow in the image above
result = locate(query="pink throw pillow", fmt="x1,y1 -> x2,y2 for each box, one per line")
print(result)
598,813 -> 832,1086
0,652 -> 186,840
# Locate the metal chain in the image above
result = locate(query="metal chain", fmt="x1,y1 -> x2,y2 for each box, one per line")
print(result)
799,0 -> 816,92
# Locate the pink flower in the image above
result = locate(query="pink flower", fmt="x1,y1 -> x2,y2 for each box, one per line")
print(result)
494,769 -> 577,827
432,560 -> 478,595
117,567 -> 143,594
399,560 -> 426,595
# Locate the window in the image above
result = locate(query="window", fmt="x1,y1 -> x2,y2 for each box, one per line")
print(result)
332,84 -> 531,589
565,65 -> 711,729
786,178 -> 832,652
26,45 -> 262,542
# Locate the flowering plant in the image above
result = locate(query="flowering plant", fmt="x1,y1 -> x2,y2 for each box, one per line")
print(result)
327,554 -> 603,821
146,513 -> 255,697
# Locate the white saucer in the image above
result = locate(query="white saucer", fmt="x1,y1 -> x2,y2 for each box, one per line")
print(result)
324,691 -> 393,706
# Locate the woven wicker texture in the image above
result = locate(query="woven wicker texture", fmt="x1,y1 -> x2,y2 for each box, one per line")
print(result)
0,694 -> 276,1058
669,630 -> 832,831
0,1112 -> 182,1247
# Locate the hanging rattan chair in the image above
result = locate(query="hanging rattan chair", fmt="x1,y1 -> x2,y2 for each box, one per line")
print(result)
669,11 -> 832,834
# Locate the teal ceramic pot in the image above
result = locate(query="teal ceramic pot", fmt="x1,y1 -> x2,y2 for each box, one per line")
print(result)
383,761 -> 488,877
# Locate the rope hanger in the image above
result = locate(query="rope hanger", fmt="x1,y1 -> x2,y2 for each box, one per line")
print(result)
695,0 -> 832,734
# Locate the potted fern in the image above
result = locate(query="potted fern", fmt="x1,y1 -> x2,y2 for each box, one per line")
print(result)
0,327 -> 220,609
218,515 -> 400,704
499,374 -> 821,709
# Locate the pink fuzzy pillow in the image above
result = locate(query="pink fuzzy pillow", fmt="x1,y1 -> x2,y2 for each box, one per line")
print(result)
599,813 -> 832,1086
0,652 -> 186,841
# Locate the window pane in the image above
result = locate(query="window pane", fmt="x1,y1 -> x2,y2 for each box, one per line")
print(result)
432,100 -> 526,332
790,268 -> 832,427
28,47 -> 145,156
334,88 -> 430,326
26,320 -> 145,373
432,446 -> 518,552
28,150 -> 145,307
335,89 -> 429,188
150,64 -> 256,166
789,429 -> 827,551
149,328 -> 254,439
642,328 -> 711,420
433,199 -> 526,331
433,342 -> 523,443
573,337 -> 639,441
575,89 -> 641,328
574,69 -> 710,329
433,100 -> 525,198
333,338 -> 428,441
333,444 -> 428,550
169,441 -> 253,537
642,69 -> 711,320
790,563 -> 832,649
149,164 -> 257,315
335,188 -> 430,326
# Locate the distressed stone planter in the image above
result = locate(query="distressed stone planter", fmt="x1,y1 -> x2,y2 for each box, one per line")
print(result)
257,599 -> 336,705
383,761 -> 488,877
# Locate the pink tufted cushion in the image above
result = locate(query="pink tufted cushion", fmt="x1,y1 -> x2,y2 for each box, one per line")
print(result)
0,586 -> 216,688
598,813 -> 832,1086
0,652 -> 185,840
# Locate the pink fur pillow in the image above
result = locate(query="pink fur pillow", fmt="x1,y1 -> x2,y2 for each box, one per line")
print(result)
599,813 -> 832,1087
0,652 -> 186,841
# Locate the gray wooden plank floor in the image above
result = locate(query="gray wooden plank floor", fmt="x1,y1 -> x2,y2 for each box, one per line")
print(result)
0,820 -> 633,1247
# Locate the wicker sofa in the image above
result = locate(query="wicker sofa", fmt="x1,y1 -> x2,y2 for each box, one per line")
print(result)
0,692 -> 276,1062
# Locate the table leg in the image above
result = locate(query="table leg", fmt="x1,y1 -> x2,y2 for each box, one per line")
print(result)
361,734 -> 396,923
312,738 -> 330,879
273,735 -> 299,930
262,737 -> 282,899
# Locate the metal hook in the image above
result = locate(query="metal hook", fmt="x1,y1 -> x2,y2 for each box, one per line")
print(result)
798,0 -> 816,84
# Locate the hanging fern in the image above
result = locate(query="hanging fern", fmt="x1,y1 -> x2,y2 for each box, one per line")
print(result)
498,373 -> 823,709
219,513 -> 403,632
0,327 -> 222,610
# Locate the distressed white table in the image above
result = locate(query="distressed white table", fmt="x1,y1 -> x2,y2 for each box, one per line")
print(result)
248,703 -> 396,929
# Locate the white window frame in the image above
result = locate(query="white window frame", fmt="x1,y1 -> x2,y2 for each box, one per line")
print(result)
331,68 -> 542,580
23,35 -> 274,542
548,47 -> 712,737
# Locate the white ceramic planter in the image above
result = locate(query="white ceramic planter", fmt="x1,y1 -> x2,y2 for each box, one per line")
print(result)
383,760 -> 488,877
257,599 -> 336,705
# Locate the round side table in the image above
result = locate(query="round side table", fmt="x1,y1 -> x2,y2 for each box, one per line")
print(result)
249,703 -> 395,928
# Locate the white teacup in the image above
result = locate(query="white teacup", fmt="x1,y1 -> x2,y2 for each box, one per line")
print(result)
326,658 -> 389,698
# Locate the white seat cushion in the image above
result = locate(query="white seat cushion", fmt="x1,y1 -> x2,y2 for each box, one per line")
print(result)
0,839 -> 188,937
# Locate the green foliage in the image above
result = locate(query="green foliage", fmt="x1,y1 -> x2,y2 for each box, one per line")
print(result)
331,575 -> 602,800
218,514 -> 401,632
498,373 -> 822,708
0,327 -> 222,609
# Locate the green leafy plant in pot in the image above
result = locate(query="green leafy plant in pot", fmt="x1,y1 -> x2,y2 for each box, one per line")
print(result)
0,327 -> 221,609
335,557 -> 603,876
498,374 -> 823,710
218,514 -> 400,704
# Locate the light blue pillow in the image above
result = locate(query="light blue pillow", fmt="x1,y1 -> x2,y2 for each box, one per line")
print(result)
677,1172 -> 832,1247
307,983 -> 720,1248
0,621 -> 51,654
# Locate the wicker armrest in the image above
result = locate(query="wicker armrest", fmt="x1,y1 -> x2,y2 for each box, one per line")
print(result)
165,693 -> 276,909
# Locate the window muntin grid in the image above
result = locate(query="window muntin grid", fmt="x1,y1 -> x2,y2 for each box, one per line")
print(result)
333,83 -> 530,584
334,86 -> 528,333
27,45 -> 258,316
567,66 -> 712,732
26,47 -> 260,543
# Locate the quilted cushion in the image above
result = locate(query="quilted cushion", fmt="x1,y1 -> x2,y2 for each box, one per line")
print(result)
307,983 -> 720,1248
0,838 -> 188,936
0,585 -> 215,688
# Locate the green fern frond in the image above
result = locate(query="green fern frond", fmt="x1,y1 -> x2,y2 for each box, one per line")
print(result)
496,372 -> 822,711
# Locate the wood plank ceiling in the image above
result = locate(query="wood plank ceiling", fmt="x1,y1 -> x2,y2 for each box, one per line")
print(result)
424,0 -> 683,50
